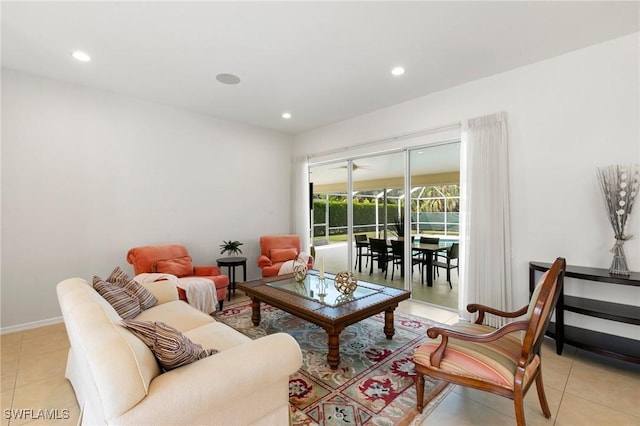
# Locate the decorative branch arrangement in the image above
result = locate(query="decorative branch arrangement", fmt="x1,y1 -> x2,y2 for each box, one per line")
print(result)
596,164 -> 639,275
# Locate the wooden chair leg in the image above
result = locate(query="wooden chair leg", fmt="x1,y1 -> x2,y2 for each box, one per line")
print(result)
535,369 -> 552,418
415,372 -> 425,413
514,386 -> 526,426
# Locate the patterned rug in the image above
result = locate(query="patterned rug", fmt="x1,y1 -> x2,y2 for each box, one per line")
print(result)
215,300 -> 451,426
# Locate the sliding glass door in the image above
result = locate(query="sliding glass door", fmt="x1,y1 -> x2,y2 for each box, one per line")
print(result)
351,152 -> 404,285
308,140 -> 460,309
309,161 -> 349,274
409,143 -> 460,309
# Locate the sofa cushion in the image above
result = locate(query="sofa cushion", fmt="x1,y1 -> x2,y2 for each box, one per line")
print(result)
93,277 -> 142,320
183,322 -> 252,351
135,300 -> 214,332
123,320 -> 218,371
270,248 -> 298,263
139,279 -> 179,305
107,266 -> 157,310
153,256 -> 193,277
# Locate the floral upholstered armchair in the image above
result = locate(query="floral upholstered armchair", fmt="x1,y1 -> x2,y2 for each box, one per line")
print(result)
257,235 -> 314,277
127,243 -> 229,310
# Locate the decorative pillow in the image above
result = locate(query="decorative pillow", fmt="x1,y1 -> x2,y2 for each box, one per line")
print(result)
152,256 -> 193,277
93,277 -> 142,320
122,319 -> 218,371
106,266 -> 157,310
270,248 -> 298,263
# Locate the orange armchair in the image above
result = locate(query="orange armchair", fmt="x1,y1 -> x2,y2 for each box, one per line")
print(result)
257,235 -> 313,277
126,243 -> 229,310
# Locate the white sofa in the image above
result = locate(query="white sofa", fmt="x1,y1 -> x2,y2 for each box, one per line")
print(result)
57,277 -> 302,425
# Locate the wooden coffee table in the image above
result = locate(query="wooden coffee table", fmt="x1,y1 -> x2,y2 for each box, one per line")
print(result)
237,272 -> 411,370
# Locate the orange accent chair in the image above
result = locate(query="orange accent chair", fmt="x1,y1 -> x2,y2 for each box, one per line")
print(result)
257,235 -> 313,277
413,257 -> 566,426
126,243 -> 229,310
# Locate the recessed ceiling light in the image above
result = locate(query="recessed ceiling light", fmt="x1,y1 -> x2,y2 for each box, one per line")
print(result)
216,73 -> 241,85
282,112 -> 292,119
72,51 -> 91,62
391,66 -> 405,76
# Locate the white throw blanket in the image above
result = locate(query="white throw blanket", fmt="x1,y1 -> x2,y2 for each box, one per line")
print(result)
278,252 -> 313,275
134,273 -> 218,314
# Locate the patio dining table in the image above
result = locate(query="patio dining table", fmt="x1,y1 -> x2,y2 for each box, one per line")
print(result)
356,240 -> 447,286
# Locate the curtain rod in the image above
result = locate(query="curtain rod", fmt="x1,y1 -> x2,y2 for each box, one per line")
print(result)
307,121 -> 462,159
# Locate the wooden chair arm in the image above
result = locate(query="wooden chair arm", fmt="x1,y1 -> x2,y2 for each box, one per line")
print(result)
427,321 -> 529,367
467,304 -> 528,324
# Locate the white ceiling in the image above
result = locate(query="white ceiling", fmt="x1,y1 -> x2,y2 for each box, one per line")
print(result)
2,1 -> 638,135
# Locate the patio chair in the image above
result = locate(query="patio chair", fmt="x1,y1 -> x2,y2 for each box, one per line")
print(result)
418,236 -> 441,277
390,239 -> 422,280
354,234 -> 371,269
369,238 -> 392,277
419,237 -> 440,245
433,242 -> 459,288
413,257 -> 566,426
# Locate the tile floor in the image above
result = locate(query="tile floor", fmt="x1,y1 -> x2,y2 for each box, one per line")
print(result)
2,294 -> 639,425
396,302 -> 640,425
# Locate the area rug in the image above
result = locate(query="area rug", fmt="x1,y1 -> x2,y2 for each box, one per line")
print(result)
215,300 -> 451,426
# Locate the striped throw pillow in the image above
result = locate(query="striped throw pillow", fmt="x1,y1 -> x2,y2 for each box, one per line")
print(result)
93,277 -> 142,320
122,319 -> 218,371
106,266 -> 157,310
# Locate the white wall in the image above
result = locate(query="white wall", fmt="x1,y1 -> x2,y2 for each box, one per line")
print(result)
294,34 -> 640,336
1,69 -> 294,330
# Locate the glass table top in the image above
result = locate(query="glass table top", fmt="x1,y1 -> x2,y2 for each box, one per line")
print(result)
266,273 -> 381,307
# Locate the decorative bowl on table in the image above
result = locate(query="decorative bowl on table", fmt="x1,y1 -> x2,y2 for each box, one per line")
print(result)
334,271 -> 358,295
293,258 -> 308,282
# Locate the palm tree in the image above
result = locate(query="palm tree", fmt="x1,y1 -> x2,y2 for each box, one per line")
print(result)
415,185 -> 460,212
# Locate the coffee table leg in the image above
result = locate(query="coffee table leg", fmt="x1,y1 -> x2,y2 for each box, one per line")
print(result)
384,308 -> 396,339
327,332 -> 340,370
250,298 -> 261,326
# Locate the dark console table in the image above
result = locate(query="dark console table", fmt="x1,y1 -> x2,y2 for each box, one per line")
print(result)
529,262 -> 640,364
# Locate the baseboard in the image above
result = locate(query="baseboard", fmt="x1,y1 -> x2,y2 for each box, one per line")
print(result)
1,316 -> 64,334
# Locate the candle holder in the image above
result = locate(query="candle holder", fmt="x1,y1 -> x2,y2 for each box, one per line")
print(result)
318,258 -> 325,281
316,278 -> 328,297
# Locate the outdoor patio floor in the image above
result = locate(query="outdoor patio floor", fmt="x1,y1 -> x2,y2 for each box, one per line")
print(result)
314,242 -> 458,311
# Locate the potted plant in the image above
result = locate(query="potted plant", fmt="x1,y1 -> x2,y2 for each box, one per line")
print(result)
219,240 -> 243,256
391,214 -> 405,239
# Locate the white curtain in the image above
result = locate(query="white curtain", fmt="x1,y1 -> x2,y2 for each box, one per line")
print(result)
459,112 -> 513,328
292,155 -> 311,255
